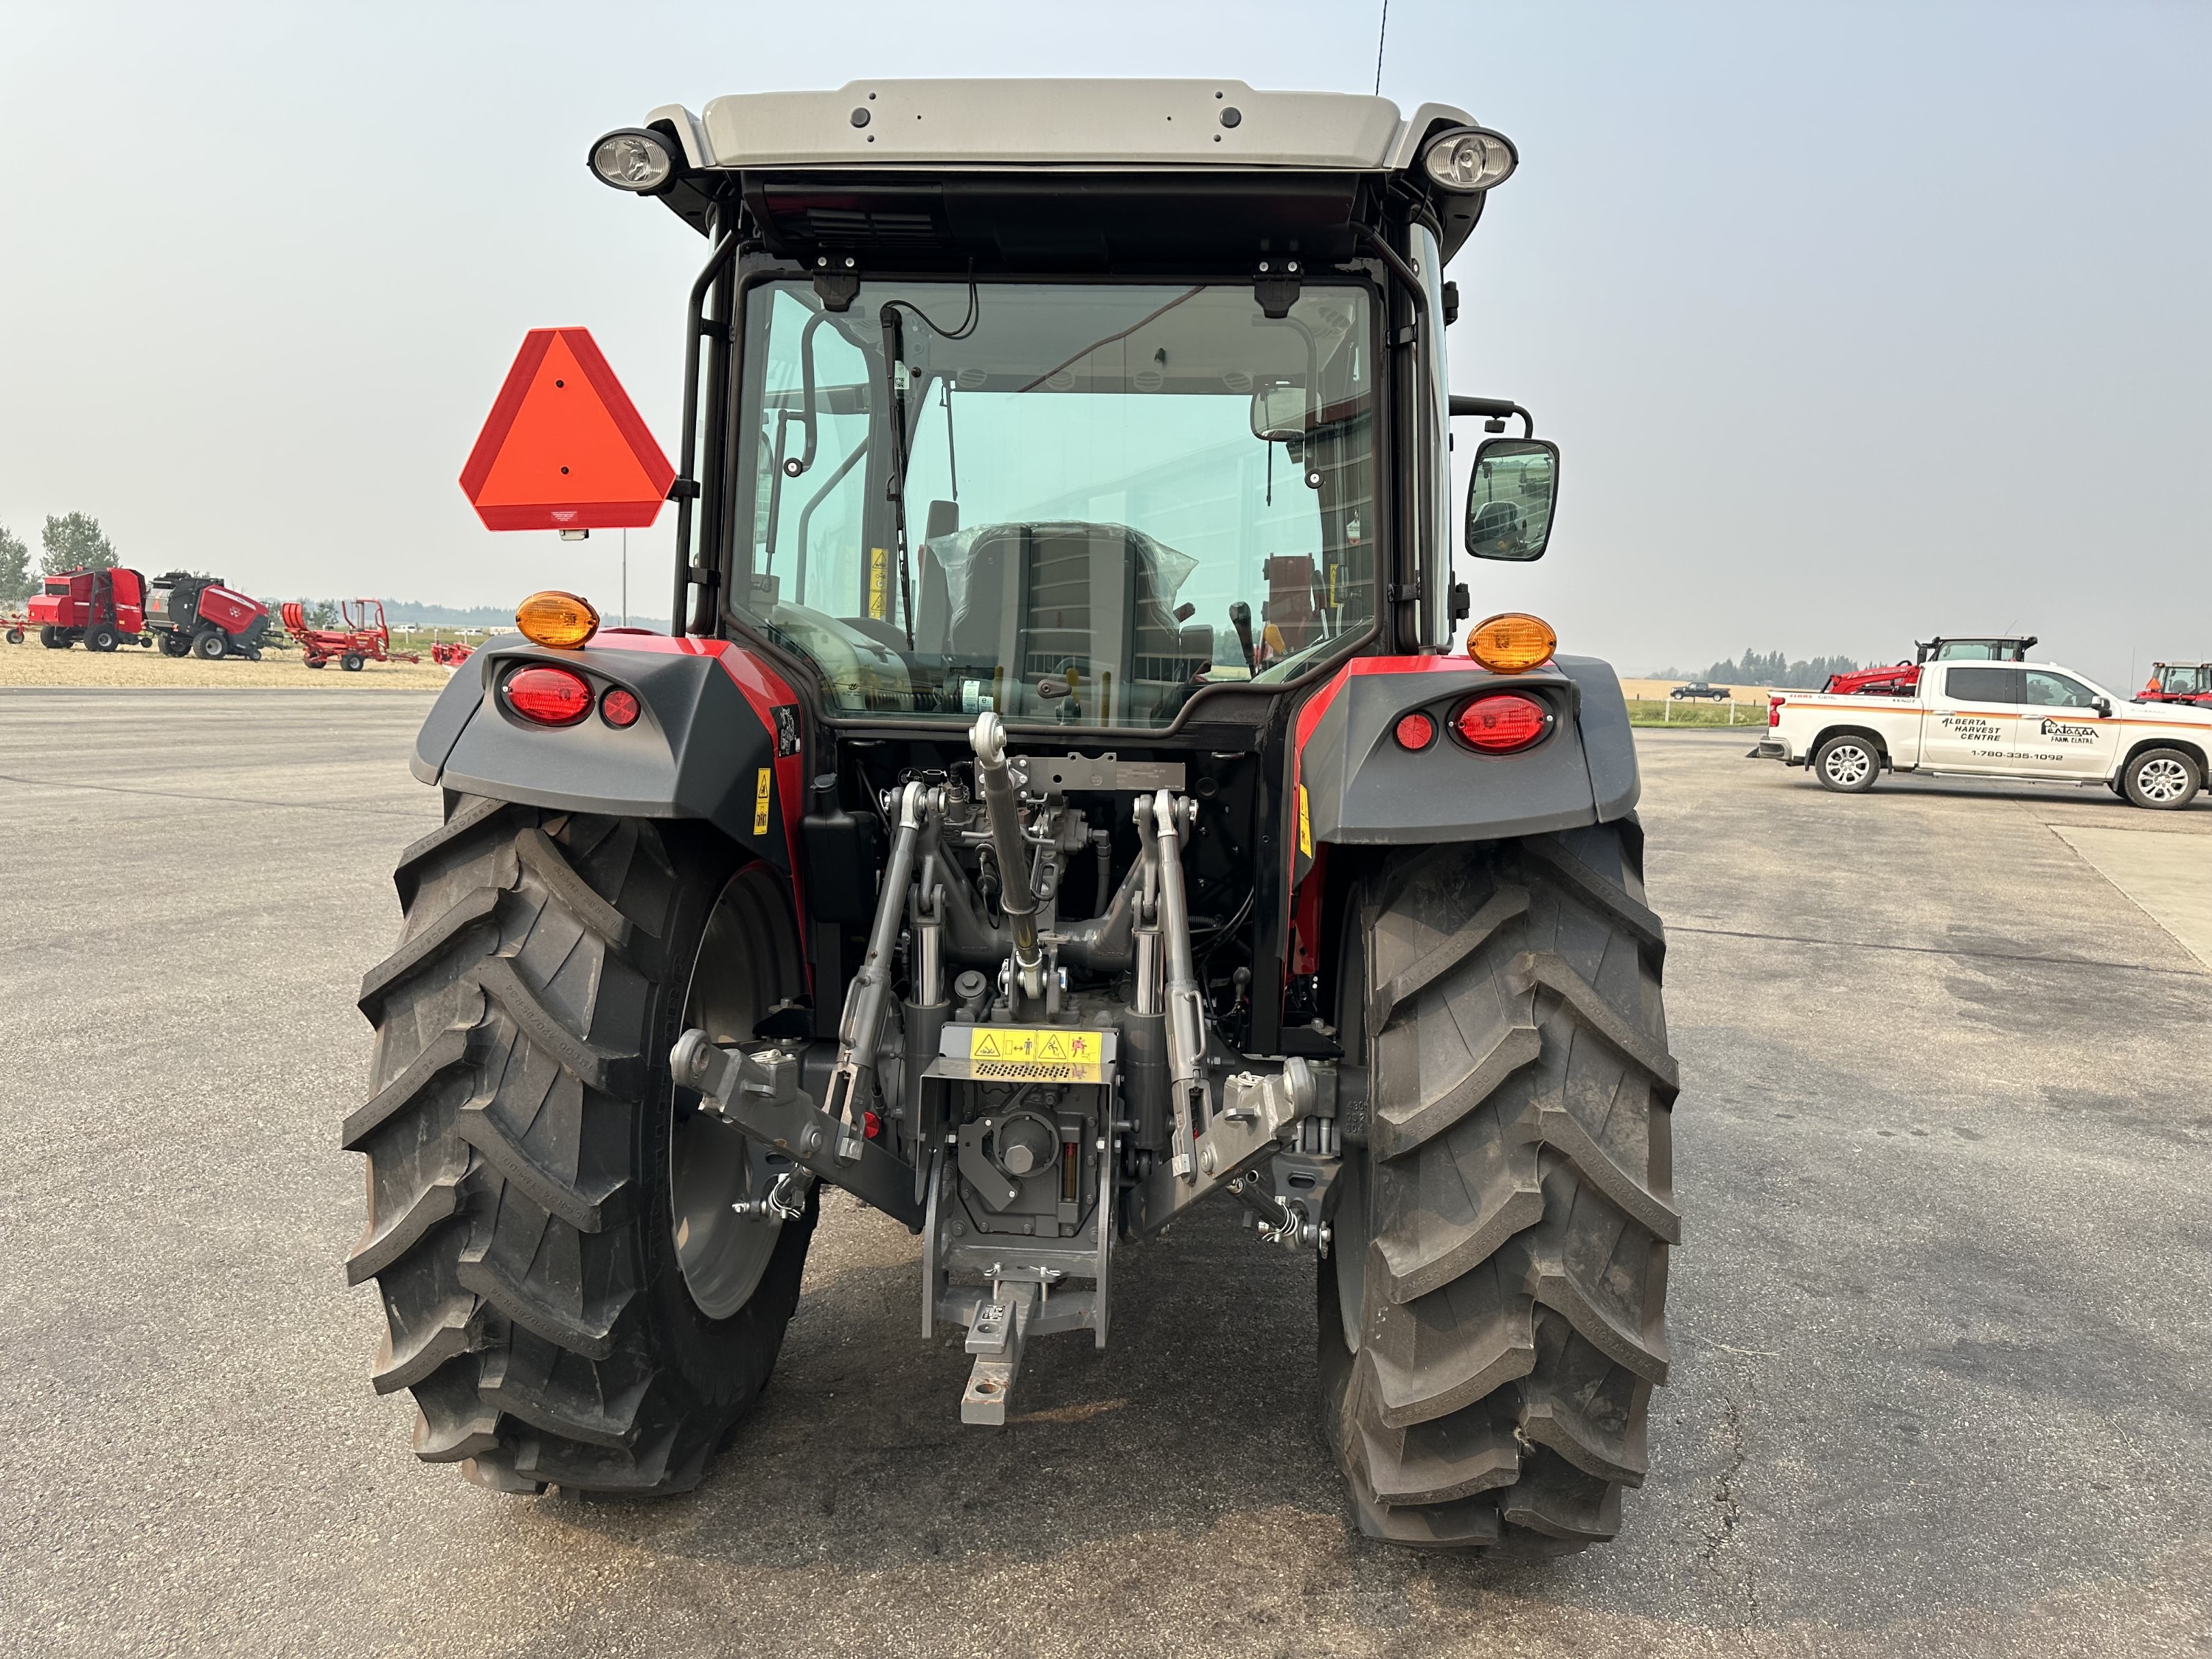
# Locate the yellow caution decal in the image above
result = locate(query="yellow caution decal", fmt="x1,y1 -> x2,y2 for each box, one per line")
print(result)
1297,785 -> 1312,859
754,767 -> 773,836
963,1027 -> 1105,1083
867,547 -> 888,619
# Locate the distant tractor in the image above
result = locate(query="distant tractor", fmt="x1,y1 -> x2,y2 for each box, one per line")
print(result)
147,571 -> 272,660
281,599 -> 420,670
2139,662 -> 2212,707
27,567 -> 150,651
1824,635 -> 2038,697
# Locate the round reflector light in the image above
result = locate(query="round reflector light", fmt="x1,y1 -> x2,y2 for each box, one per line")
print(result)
600,686 -> 641,728
1466,611 -> 1557,673
503,664 -> 594,727
589,130 -> 675,192
1394,711 -> 1436,751
1454,693 -> 1552,754
1422,128 -> 1518,193
515,590 -> 599,650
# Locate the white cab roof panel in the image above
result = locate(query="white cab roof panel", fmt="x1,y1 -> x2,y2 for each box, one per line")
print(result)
647,81 -> 1472,173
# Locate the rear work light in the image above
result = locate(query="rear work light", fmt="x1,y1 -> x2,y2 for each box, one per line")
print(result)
1394,711 -> 1436,751
1454,692 -> 1554,754
504,664 -> 594,726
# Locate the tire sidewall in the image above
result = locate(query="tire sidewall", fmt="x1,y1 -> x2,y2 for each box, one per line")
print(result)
629,830 -> 816,1424
2124,748 -> 2201,810
1815,735 -> 1879,793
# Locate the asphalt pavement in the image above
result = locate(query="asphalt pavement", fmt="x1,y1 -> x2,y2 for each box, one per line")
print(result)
2,693 -> 2208,1657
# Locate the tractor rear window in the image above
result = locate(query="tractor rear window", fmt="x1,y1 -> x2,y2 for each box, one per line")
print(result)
729,279 -> 1377,728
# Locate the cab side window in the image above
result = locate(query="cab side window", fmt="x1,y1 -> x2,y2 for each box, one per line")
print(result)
1946,666 -> 2023,702
2022,671 -> 2096,708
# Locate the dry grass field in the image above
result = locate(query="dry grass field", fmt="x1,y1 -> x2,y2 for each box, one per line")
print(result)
0,641 -> 456,691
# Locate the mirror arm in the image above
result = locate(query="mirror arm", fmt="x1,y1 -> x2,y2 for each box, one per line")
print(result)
1449,395 -> 1534,438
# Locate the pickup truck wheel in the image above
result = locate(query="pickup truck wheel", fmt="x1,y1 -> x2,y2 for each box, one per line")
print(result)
1321,823 -> 1678,1555
345,800 -> 815,1496
2122,748 -> 2200,810
1812,734 -> 1880,793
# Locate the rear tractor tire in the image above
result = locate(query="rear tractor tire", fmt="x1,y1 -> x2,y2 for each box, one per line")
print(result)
345,797 -> 816,1495
1322,821 -> 1679,1555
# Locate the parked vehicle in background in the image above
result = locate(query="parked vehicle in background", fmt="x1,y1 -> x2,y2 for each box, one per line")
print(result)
147,571 -> 271,660
1823,636 -> 2037,698
2139,662 -> 2212,707
280,599 -> 420,670
1670,681 -> 1730,700
27,567 -> 150,651
1756,657 -> 2211,808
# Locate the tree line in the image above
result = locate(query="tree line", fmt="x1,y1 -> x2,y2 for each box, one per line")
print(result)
0,513 -> 118,605
1657,650 -> 1863,689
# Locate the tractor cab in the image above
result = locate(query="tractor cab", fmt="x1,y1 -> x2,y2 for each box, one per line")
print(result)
1918,635 -> 2037,663
2141,661 -> 2212,704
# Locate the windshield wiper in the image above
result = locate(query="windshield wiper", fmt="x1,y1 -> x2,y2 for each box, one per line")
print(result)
878,305 -> 917,650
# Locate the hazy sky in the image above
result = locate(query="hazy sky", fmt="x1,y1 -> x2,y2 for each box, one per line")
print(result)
3,1 -> 2205,684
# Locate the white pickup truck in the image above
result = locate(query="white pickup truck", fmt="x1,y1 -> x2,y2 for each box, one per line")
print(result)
1752,659 -> 2212,809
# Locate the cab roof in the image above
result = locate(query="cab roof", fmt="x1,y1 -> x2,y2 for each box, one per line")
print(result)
639,81 -> 1488,268
647,80 -> 1473,175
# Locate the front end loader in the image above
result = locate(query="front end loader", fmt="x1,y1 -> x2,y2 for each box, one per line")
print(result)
346,80 -> 1678,1557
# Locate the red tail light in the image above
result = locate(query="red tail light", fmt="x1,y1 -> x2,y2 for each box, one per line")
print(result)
1768,696 -> 1784,728
502,664 -> 593,726
1394,711 -> 1436,751
1453,692 -> 1552,754
600,686 -> 641,728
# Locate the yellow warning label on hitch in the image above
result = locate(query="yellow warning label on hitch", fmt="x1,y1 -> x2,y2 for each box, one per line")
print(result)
959,1027 -> 1107,1083
753,767 -> 773,836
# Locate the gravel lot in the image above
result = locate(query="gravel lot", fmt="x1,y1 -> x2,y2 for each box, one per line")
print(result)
3,692 -> 2208,1657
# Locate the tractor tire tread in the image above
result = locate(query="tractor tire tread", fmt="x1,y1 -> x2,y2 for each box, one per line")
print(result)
350,796 -> 813,1498
1327,822 -> 1677,1557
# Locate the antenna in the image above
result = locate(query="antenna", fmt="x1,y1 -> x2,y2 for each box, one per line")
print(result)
1374,1 -> 1389,95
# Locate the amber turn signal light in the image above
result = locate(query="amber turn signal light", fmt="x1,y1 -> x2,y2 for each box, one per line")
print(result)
1465,612 -> 1556,674
515,590 -> 599,649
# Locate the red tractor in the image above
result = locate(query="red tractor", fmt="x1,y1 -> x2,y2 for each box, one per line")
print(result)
146,571 -> 272,659
2138,662 -> 2212,706
280,599 -> 420,670
1824,634 -> 2038,695
342,81 -> 1676,1561
27,567 -> 150,650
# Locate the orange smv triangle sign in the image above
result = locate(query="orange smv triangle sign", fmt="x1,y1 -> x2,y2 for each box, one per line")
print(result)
459,327 -> 676,532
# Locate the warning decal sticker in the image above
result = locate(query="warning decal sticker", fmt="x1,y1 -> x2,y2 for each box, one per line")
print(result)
753,767 -> 773,836
958,1027 -> 1107,1084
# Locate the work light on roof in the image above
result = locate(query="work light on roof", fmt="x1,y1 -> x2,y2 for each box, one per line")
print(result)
1422,127 -> 1517,193
588,129 -> 677,193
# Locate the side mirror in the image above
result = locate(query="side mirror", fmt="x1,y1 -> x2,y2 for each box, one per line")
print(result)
1464,437 -> 1559,562
2093,696 -> 2112,717
1249,383 -> 1309,443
